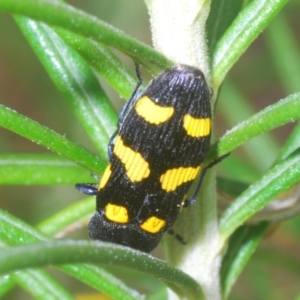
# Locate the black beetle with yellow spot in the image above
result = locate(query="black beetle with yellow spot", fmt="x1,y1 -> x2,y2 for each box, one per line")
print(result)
76,64 -> 220,253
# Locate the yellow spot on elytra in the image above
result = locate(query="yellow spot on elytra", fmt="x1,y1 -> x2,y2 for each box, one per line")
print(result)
105,203 -> 129,223
160,166 -> 201,192
135,96 -> 174,124
114,136 -> 150,182
140,216 -> 166,233
98,165 -> 112,190
183,115 -> 211,137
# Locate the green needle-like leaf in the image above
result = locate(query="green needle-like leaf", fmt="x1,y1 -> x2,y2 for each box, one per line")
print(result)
212,0 -> 288,89
0,209 -> 143,300
221,222 -> 269,298
208,93 -> 300,160
0,208 -> 203,299
0,0 -> 296,298
220,150 -> 300,239
0,104 -> 105,174
15,17 -> 118,157
54,27 -> 138,99
0,241 -> 75,300
0,0 -> 171,74
0,239 -> 203,299
217,80 -> 279,171
207,0 -> 244,54
36,196 -> 94,236
0,153 -> 91,184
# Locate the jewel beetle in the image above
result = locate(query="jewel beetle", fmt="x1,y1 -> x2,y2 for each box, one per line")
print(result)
76,64 -> 222,253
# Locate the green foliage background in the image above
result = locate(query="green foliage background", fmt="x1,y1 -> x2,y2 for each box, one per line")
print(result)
0,0 -> 300,299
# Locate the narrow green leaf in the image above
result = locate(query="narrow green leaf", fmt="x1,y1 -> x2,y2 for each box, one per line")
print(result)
15,17 -> 118,157
208,93 -> 300,161
61,264 -> 144,300
212,0 -> 288,89
0,241 -> 75,300
0,209 -> 143,300
54,27 -> 138,99
220,150 -> 300,239
0,104 -> 105,174
0,0 -> 171,74
11,269 -> 76,300
206,0 -> 244,54
1,204 -> 200,298
38,199 -> 146,300
0,239 -> 203,299
0,153 -> 91,184
36,196 -> 94,236
217,79 -> 279,171
221,222 -> 269,298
